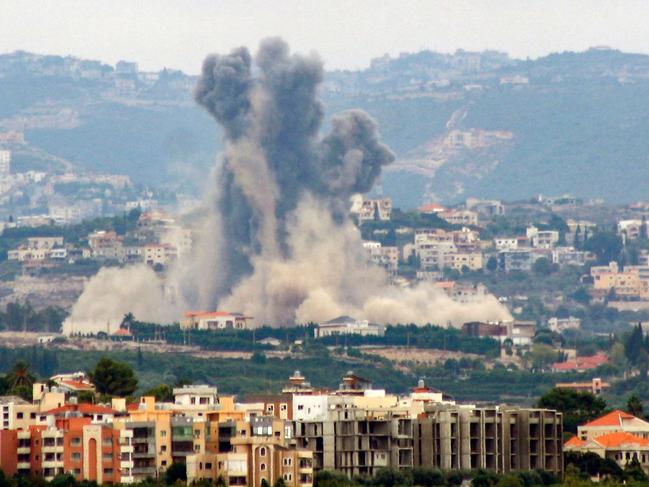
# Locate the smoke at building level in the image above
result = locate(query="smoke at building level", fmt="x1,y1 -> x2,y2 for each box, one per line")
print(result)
64,38 -> 510,333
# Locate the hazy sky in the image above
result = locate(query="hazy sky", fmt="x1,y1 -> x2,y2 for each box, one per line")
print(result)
3,0 -> 649,73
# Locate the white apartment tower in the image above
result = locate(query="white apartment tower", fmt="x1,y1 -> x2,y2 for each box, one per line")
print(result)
0,150 -> 10,176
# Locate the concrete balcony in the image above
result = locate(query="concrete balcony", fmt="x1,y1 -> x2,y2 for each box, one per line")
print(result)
42,446 -> 64,453
17,462 -> 30,470
17,447 -> 30,454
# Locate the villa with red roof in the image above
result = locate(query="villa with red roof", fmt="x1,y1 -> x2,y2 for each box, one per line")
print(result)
565,431 -> 649,472
566,410 -> 649,473
551,352 -> 608,373
577,409 -> 649,441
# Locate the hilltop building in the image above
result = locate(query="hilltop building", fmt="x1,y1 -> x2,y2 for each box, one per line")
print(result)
180,311 -> 253,330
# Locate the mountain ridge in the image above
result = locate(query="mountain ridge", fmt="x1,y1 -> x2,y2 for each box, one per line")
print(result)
2,47 -> 649,206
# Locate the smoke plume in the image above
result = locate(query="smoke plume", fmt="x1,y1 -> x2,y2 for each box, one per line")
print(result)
65,38 -> 511,331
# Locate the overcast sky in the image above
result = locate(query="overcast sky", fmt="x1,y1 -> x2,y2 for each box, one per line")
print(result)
3,0 -> 649,73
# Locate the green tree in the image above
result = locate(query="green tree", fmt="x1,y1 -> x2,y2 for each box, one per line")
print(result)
532,257 -> 554,275
583,231 -> 623,265
89,357 -> 138,397
49,473 -> 77,487
7,360 -> 35,390
537,388 -> 606,433
627,394 -> 645,418
472,469 -> 498,487
571,287 -> 591,305
624,323 -> 645,366
144,383 -> 174,402
164,462 -> 187,485
624,456 -> 647,482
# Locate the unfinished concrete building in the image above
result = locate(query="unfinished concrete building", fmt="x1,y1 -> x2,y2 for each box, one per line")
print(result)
293,407 -> 413,477
414,405 -> 563,476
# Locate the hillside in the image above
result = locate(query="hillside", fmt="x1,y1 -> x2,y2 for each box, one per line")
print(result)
2,48 -> 649,205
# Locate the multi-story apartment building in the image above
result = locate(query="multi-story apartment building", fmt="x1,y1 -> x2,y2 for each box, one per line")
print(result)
1,376 -> 563,485
362,241 -> 399,273
350,196 -> 392,222
187,416 -> 314,487
591,261 -> 649,299
410,228 -> 483,271
414,404 -> 563,475
294,407 -> 413,477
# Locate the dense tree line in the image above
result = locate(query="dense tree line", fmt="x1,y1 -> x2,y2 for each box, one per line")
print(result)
129,322 -> 500,357
0,302 -> 67,333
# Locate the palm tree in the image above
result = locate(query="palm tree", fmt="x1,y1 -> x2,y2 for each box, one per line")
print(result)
8,360 -> 35,390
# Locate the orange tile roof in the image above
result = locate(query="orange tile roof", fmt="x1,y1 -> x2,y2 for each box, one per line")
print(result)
565,436 -> 587,448
584,410 -> 636,427
553,352 -> 608,371
593,432 -> 649,448
418,203 -> 446,213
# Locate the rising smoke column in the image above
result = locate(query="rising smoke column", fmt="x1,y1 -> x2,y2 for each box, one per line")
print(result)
180,38 -> 394,315
180,37 -> 509,326
64,38 -> 511,332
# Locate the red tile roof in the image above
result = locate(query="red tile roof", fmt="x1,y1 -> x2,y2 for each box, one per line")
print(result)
418,203 -> 446,213
552,352 -> 608,371
593,432 -> 649,448
584,410 -> 636,427
564,436 -> 587,448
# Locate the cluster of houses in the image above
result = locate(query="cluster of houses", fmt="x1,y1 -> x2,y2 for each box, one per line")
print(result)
0,371 -> 565,485
7,211 -> 191,271
356,196 -> 596,280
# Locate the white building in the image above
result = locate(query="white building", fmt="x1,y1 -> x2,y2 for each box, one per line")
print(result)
0,150 -> 10,176
527,226 -> 560,249
314,316 -> 385,338
350,195 -> 392,222
173,384 -> 218,409
362,241 -> 399,272
548,316 -> 581,333
494,237 -> 518,251
180,311 -> 253,330
292,395 -> 330,422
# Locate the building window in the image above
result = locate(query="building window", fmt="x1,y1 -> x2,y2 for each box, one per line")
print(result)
161,445 -> 167,452
160,430 -> 167,437
206,463 -> 213,469
104,468 -> 113,475
280,404 -> 287,411
283,458 -> 293,466
283,474 -> 292,481
17,412 -> 23,419
162,460 -> 167,466
71,438 -> 81,446
260,447 -> 267,457
72,453 -> 81,461
260,463 -> 267,471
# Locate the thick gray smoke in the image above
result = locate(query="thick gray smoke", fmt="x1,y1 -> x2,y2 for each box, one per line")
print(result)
65,38 -> 511,331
